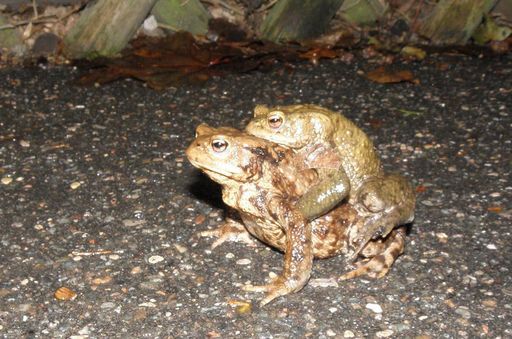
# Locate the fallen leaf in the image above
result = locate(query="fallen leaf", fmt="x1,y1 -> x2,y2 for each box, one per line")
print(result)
54,286 -> 77,301
92,275 -> 113,285
367,118 -> 383,128
401,46 -> 426,60
299,47 -> 338,65
194,214 -> 206,225
444,298 -> 456,308
399,109 -> 423,116
487,206 -> 502,213
416,185 -> 427,193
77,33 -> 303,89
207,330 -> 222,338
227,299 -> 252,314
436,62 -> 450,71
365,66 -> 419,84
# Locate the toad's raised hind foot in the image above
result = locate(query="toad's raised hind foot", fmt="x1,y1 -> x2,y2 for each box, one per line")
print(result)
351,206 -> 405,258
340,227 -> 406,280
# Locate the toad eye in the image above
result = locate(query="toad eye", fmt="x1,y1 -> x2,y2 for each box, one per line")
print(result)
211,139 -> 228,152
268,114 -> 283,129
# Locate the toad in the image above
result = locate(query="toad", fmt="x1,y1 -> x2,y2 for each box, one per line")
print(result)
246,104 -> 415,253
186,124 -> 406,305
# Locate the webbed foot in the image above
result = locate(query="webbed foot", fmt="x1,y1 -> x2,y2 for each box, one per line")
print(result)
243,276 -> 303,306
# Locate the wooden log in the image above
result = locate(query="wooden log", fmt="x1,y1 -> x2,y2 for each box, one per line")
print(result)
472,14 -> 512,44
260,0 -> 344,42
152,0 -> 210,35
63,0 -> 157,59
0,13 -> 23,50
419,0 -> 497,45
339,0 -> 389,26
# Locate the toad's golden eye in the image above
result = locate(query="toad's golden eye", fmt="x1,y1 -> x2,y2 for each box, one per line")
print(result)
212,139 -> 228,152
268,114 -> 283,129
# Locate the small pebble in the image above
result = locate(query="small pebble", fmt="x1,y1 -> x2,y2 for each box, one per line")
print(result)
482,299 -> 497,308
376,329 -> 394,338
123,219 -> 146,227
70,181 -> 81,190
100,302 -> 116,309
236,258 -> 251,265
309,278 -> 339,288
1,177 -> 13,185
366,303 -> 383,314
138,302 -> 156,307
486,244 -> 497,250
343,330 -> 355,338
78,326 -> 90,335
225,252 -> 235,259
435,232 -> 448,243
455,306 -> 471,319
148,255 -> 164,264
92,276 -> 112,285
421,200 -> 434,206
326,329 -> 336,337
174,243 -> 187,253
20,140 -> 30,147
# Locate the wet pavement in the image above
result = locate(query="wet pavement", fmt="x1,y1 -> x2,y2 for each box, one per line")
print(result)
0,56 -> 511,338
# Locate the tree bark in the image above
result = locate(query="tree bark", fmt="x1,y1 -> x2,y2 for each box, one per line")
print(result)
260,0 -> 344,42
0,13 -> 23,50
63,0 -> 157,59
339,0 -> 389,26
419,0 -> 498,45
152,0 -> 210,35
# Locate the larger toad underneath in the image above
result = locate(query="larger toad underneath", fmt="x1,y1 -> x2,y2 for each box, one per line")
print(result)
186,124 -> 406,305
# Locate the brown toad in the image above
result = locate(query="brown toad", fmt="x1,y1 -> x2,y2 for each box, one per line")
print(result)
186,124 -> 406,305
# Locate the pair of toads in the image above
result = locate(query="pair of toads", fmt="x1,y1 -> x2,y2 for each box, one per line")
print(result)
186,104 -> 415,306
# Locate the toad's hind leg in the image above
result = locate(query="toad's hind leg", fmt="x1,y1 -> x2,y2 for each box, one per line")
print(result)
352,174 -> 415,256
340,227 -> 406,280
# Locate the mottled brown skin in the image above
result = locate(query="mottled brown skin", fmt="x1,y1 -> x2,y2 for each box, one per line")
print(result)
246,104 -> 415,253
186,124 -> 406,305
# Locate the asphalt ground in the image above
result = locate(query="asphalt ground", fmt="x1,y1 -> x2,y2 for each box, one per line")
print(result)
0,55 -> 511,338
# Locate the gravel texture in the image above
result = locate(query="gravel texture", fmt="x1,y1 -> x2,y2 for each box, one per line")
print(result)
0,55 -> 511,338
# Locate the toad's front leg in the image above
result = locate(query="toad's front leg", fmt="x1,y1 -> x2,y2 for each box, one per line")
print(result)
297,166 -> 350,221
294,144 -> 349,221
199,209 -> 255,249
243,199 -> 313,306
